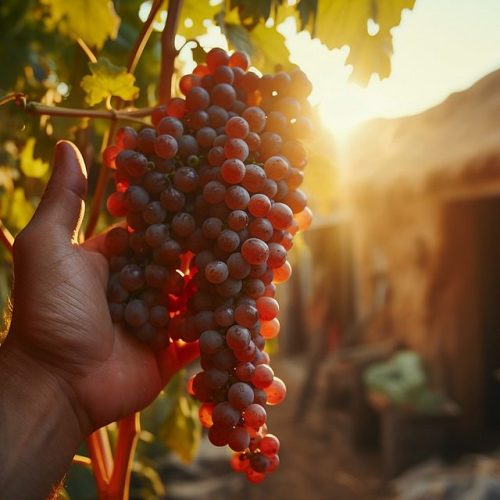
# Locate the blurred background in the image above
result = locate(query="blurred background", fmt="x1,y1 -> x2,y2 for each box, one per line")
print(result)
1,0 -> 500,499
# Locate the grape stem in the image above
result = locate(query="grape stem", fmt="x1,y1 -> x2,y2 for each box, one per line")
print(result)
0,220 -> 14,254
159,0 -> 184,104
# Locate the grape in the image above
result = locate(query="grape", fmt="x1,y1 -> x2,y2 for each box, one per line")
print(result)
142,201 -> 166,225
227,252 -> 251,280
206,48 -> 229,71
264,156 -> 289,181
196,126 -> 216,148
225,185 -> 250,211
211,83 -> 236,110
225,116 -> 249,139
229,51 -> 250,70
160,186 -> 185,213
264,377 -> 286,405
116,127 -> 138,149
251,364 -> 274,389
243,404 -> 267,428
228,382 -> 254,410
212,402 -> 240,427
227,210 -> 249,231
226,325 -> 251,350
256,296 -> 279,321
123,185 -> 150,212
205,260 -> 229,284
119,264 -> 145,292
250,453 -> 270,473
145,224 -> 169,247
205,367 -> 230,389
154,134 -> 178,159
186,86 -> 210,111
224,138 -> 249,161
173,166 -> 199,192
207,105 -> 229,128
260,434 -> 280,457
116,150 -> 149,177
208,425 -> 230,447
203,180 -> 226,204
228,427 -> 251,452
104,49 -> 314,478
199,330 -> 225,354
124,299 -> 149,327
242,164 -> 266,193
241,238 -> 269,265
214,65 -> 234,85
221,158 -> 246,184
105,227 -> 129,256
150,305 -> 169,328
136,128 -> 156,155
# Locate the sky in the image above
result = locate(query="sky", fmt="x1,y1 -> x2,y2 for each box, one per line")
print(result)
281,0 -> 500,136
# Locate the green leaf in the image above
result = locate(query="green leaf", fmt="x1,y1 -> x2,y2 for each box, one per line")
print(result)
81,57 -> 139,106
223,15 -> 292,74
248,21 -> 292,73
313,0 -> 416,84
20,138 -> 49,179
230,0 -> 272,28
191,42 -> 208,65
40,0 -> 120,49
159,374 -> 201,464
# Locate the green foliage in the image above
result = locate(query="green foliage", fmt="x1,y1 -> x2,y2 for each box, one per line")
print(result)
0,0 -> 416,494
140,371 -> 201,465
81,57 -> 140,106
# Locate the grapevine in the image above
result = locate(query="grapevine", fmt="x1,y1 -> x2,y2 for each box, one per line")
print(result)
102,48 -> 313,483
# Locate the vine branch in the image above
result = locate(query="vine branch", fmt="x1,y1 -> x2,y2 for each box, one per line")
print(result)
0,220 -> 14,254
128,0 -> 165,74
159,0 -> 183,104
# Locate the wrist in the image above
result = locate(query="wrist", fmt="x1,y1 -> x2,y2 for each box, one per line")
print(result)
0,336 -> 87,498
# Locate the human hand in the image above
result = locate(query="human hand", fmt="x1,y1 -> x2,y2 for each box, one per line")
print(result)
3,140 -> 199,436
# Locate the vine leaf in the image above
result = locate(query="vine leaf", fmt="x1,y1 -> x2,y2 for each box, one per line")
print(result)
40,0 -> 120,50
158,372 -> 201,464
177,0 -> 219,39
20,138 -> 50,179
223,13 -> 292,74
81,58 -> 139,106
313,0 -> 416,84
160,394 -> 201,463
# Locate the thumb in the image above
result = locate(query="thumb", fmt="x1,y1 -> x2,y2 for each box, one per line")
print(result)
30,140 -> 87,243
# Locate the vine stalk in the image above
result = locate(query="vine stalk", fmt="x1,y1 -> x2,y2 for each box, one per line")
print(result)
0,220 -> 14,254
159,0 -> 184,104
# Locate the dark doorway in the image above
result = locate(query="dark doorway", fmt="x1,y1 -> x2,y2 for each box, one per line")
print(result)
474,198 -> 500,433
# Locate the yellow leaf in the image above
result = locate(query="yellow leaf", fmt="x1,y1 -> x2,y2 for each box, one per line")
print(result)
178,0 -> 219,39
161,395 -> 201,464
81,58 -> 139,106
314,0 -> 415,84
20,139 -> 50,179
40,0 -> 120,50
6,188 -> 35,232
249,22 -> 292,73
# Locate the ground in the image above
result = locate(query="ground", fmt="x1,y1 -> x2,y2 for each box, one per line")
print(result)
159,355 -> 392,500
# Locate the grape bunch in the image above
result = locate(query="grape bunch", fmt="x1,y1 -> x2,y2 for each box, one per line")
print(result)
102,48 -> 313,483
